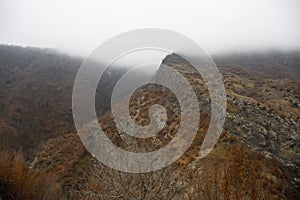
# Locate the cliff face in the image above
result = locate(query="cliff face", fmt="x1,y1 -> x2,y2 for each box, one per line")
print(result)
161,53 -> 300,188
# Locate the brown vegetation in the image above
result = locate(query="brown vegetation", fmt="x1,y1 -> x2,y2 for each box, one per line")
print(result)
0,46 -> 299,199
81,163 -> 184,200
0,150 -> 61,200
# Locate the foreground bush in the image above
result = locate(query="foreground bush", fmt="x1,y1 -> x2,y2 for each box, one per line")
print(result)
0,150 -> 61,200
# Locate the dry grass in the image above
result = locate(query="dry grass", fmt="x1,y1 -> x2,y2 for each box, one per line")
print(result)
0,150 -> 61,200
186,142 -> 298,200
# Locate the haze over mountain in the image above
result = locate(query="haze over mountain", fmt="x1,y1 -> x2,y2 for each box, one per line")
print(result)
1,0 -> 300,56
0,44 -> 299,199
0,1 -> 299,199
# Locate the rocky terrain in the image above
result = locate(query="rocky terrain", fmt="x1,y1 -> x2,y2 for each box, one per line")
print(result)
0,45 -> 299,199
162,53 -> 300,189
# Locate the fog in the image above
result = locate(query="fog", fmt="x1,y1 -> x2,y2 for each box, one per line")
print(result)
1,0 -> 300,57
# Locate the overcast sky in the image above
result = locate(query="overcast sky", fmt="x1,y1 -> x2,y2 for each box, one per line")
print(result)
1,0 -> 299,56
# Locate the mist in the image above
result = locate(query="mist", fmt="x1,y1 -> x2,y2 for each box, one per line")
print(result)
1,0 -> 300,57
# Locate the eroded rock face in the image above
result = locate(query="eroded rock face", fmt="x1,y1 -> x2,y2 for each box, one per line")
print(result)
162,53 -> 300,188
225,95 -> 300,188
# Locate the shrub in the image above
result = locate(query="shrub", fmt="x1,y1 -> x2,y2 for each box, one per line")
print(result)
0,150 -> 61,200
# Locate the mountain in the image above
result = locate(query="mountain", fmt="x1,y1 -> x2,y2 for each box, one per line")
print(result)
0,45 -> 299,199
0,45 -> 79,158
0,45 -> 125,159
162,53 -> 300,189
214,50 -> 300,83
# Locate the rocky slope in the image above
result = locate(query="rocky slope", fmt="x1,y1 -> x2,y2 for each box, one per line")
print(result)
0,46 -> 299,199
163,53 -> 300,188
32,52 -> 300,199
162,53 -> 300,188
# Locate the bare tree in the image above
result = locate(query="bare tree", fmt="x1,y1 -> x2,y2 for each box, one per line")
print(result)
81,159 -> 185,200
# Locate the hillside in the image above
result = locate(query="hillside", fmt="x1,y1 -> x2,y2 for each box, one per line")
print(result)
0,45 -> 299,199
0,45 -> 80,158
0,45 -> 125,159
33,52 -> 300,199
162,53 -> 300,189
